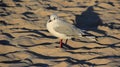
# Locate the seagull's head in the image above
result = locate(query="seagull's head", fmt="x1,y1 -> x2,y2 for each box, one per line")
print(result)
47,14 -> 59,23
50,14 -> 58,21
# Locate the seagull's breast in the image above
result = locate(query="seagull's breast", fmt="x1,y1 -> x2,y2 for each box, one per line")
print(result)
46,20 -> 71,39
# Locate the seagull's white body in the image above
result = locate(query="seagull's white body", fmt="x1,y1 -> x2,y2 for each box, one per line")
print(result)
47,18 -> 72,39
46,14 -> 96,48
46,14 -> 85,39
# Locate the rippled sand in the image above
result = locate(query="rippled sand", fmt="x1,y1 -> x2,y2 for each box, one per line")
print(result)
0,0 -> 120,67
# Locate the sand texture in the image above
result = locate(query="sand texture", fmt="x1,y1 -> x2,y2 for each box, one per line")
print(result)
0,0 -> 120,67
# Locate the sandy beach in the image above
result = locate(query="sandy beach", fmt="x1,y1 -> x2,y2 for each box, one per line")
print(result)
0,0 -> 120,67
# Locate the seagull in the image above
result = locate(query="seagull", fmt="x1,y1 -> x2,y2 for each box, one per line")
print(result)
46,14 -> 96,48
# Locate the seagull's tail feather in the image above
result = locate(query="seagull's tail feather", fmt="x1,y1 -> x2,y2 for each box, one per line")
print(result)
77,30 -> 97,41
77,34 -> 97,41
84,36 -> 97,41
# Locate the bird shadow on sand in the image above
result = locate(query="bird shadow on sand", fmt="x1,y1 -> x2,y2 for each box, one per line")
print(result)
74,6 -> 120,36
75,6 -> 102,28
72,6 -> 120,45
74,6 -> 105,35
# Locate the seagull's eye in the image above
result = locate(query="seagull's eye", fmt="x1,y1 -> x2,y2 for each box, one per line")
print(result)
53,18 -> 55,20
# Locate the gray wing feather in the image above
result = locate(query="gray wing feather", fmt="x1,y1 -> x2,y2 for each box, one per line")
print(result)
54,25 -> 74,36
54,20 -> 84,37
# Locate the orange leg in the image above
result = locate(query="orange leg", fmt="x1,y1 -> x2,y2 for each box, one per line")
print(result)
65,39 -> 68,45
60,39 -> 63,48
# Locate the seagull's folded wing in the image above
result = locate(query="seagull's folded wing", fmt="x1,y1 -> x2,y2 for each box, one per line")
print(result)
54,22 -> 84,38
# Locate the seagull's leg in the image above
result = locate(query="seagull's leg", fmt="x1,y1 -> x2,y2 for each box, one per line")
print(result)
60,39 -> 63,48
65,39 -> 68,45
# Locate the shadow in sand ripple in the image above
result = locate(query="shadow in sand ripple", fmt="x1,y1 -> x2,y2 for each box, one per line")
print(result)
103,22 -> 120,30
30,63 -> 49,67
20,28 -> 57,39
95,42 -> 120,50
65,58 -> 96,66
66,51 -> 103,55
19,42 -> 52,47
26,51 -> 67,59
0,60 -> 21,64
54,57 -> 107,67
0,40 -> 11,45
22,11 -> 39,22
26,51 -> 106,66
1,33 -> 14,38
88,55 -> 120,60
63,43 -> 96,50
30,30 -> 56,39
46,4 -> 57,10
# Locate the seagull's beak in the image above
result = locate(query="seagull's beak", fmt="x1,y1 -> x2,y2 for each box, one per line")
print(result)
48,19 -> 52,23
